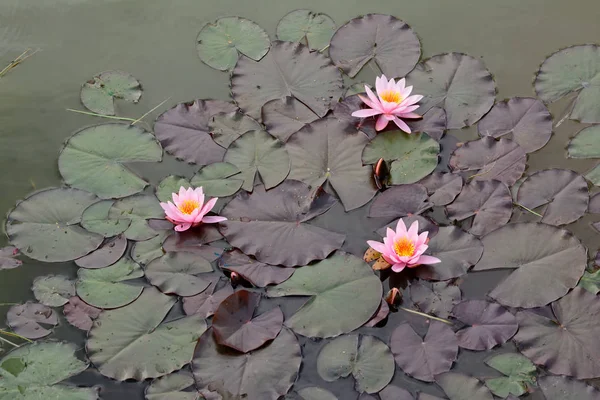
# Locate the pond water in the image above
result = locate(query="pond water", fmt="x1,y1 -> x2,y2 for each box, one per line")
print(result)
1,0 -> 600,399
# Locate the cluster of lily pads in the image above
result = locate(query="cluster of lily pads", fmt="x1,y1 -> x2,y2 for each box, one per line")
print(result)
2,8 -> 600,400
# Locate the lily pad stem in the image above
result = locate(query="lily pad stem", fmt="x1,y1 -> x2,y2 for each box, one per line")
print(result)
398,306 -> 453,325
514,203 -> 543,218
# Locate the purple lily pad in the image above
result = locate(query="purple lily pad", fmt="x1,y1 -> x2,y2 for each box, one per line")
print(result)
162,226 -> 224,262
379,386 -> 414,400
516,169 -> 589,226
261,97 -> 319,143
364,299 -> 389,327
436,372 -> 493,400
369,184 -> 430,220
477,97 -> 552,153
449,137 -> 526,186
75,234 -> 127,269
410,280 -> 461,319
452,300 -> 518,350
183,281 -> 234,318
0,246 -> 21,270
419,172 -> 463,206
407,107 -> 447,142
539,375 -> 600,400
7,302 -> 58,339
63,296 -> 102,331
390,321 -> 458,382
213,290 -> 283,353
446,180 -> 513,237
418,395 -> 444,400
154,99 -> 236,165
332,94 -> 377,139
219,250 -> 294,287
589,192 -> 600,213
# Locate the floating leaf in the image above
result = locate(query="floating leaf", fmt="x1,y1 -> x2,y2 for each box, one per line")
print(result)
81,200 -> 131,237
80,70 -> 141,115
76,257 -> 144,309
407,107 -> 447,142
316,334 -> 395,393
296,387 -> 338,400
63,296 -> 101,331
32,275 -> 75,307
231,40 -> 343,120
453,300 -> 518,351
446,180 -> 513,236
477,97 -> 552,153
415,226 -> 483,281
410,280 -> 461,319
261,97 -> 319,143
7,302 -> 58,339
329,14 -> 420,78
145,370 -> 198,400
534,45 -> 600,123
220,180 -> 344,266
183,282 -> 234,318
145,252 -> 213,296
538,375 -> 600,400
223,130 -> 290,192
484,353 -> 536,398
109,194 -> 163,241
162,228 -> 224,262
449,137 -> 526,186
368,184 -> 429,220
87,287 -> 207,381
196,17 -> 270,71
190,162 -> 244,197
131,231 -> 169,266
210,111 -> 262,148
58,124 -> 162,199
213,290 -> 283,353
344,82 -> 369,97
365,299 -> 389,327
75,234 -> 128,269
406,53 -> 496,129
276,10 -> 335,51
436,372 -> 493,400
0,341 -> 96,399
192,327 -> 301,400
419,172 -> 462,206
473,223 -> 587,308
219,250 -> 294,287
0,246 -> 21,270
6,188 -> 103,262
156,176 -> 192,203
568,125 -> 600,158
516,169 -> 588,226
331,94 -> 377,139
390,321 -> 458,382
513,288 -> 600,379
154,100 -> 237,165
379,386 -> 414,400
287,117 -> 376,210
578,269 -> 600,294
268,252 -> 381,338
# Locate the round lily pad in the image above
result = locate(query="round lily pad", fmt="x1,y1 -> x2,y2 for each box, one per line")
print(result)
410,280 -> 461,319
567,125 -> 600,158
406,53 -> 496,129
484,353 -> 536,398
75,234 -> 128,269
196,17 -> 270,71
155,176 -> 191,203
131,231 -> 169,266
145,371 -> 198,400
210,111 -> 262,148
219,250 -> 294,287
7,302 -> 58,339
145,251 -> 213,296
6,187 -> 103,262
81,200 -> 131,237
58,124 -> 163,199
80,70 -> 142,116
436,372 -> 493,400
329,14 -> 420,78
190,162 -> 244,197
453,300 -> 518,351
32,275 -> 76,307
109,194 -> 163,241
276,10 -> 335,51
261,97 -> 319,143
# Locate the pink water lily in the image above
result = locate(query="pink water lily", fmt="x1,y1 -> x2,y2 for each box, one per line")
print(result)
351,74 -> 423,133
367,219 -> 440,273
160,186 -> 227,232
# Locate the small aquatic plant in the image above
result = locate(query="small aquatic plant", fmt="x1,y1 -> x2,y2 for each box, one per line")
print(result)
160,186 -> 226,231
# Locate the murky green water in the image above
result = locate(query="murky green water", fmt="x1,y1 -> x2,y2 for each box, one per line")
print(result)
1,0 -> 599,398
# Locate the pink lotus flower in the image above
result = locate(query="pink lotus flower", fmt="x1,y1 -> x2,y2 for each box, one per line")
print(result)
367,219 -> 440,273
160,186 -> 227,232
351,75 -> 423,133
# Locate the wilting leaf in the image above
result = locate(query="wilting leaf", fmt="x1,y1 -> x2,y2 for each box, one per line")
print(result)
183,282 -> 234,318
407,107 -> 447,142
447,180 -> 513,236
76,257 -> 144,309
196,17 -> 270,71
406,53 -> 496,129
410,280 -> 461,319
534,44 -> 600,123
6,187 -> 103,262
0,246 -> 21,270
329,14 -> 420,78
109,194 -> 163,241
210,111 -> 262,148
419,172 -> 462,206
145,370 -> 198,400
192,327 -> 301,400
63,296 -> 101,331
268,252 -> 381,338
145,252 -> 213,296
219,250 -> 294,287
220,180 -> 344,267
261,97 -> 319,143
379,386 -> 414,400
287,117 -> 376,210
473,223 -> 586,308
87,287 -> 207,381
538,375 -> 600,400
453,300 -> 518,350
80,70 -> 141,115
7,302 -> 58,339
484,353 -> 536,398
156,176 -> 192,203
190,162 -> 244,197
368,184 -> 429,220
231,40 -> 343,120
317,334 -> 395,393
32,275 -> 75,307
449,137 -> 526,186
390,321 -> 458,382
276,10 -> 335,51
75,234 -> 128,269
296,387 -> 338,400
154,100 -> 236,165
436,372 -> 493,400
513,288 -> 600,379
81,200 -> 131,237
58,124 -> 162,199
477,97 -> 552,153
567,125 -> 600,158
223,130 -> 290,192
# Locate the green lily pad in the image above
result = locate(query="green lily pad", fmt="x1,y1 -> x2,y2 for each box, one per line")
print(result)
145,252 -> 213,296
156,176 -> 192,203
32,275 -> 76,307
296,387 -> 338,400
76,257 -> 144,309
484,353 -> 536,398
109,194 -> 163,241
210,111 -> 262,149
535,45 -> 600,123
6,187 -> 103,262
567,125 -> 600,159
276,10 -> 335,51
190,162 -> 243,197
578,269 -> 600,294
58,124 -> 163,199
145,371 -> 198,400
0,341 -> 97,400
223,130 -> 290,192
131,231 -> 169,266
87,287 -> 207,381
267,252 -> 382,338
81,200 -> 131,237
80,70 -> 141,116
196,17 -> 270,71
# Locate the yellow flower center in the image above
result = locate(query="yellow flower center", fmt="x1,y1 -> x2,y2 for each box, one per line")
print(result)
380,90 -> 402,103
178,200 -> 200,215
393,237 -> 415,257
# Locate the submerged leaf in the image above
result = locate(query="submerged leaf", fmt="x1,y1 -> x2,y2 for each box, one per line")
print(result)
32,275 -> 76,307
276,10 -> 335,51
453,300 -> 518,351
7,302 -> 58,339
80,70 -> 141,115
190,162 -> 244,197
145,252 -> 213,296
484,353 -> 536,398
